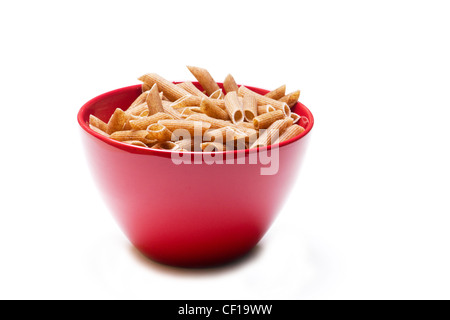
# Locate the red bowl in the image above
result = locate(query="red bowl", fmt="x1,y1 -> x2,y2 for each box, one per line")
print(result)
77,82 -> 314,267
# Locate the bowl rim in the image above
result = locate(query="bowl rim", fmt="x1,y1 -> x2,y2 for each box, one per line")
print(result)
77,83 -> 314,157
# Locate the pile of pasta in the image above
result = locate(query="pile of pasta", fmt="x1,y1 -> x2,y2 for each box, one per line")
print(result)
89,66 -> 309,151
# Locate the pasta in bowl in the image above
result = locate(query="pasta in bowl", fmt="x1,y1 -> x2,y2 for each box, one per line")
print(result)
78,68 -> 314,267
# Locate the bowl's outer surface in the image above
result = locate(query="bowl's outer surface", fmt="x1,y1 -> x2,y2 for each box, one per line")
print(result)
78,83 -> 314,267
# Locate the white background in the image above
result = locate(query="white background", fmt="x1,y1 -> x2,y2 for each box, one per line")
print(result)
1,0 -> 449,300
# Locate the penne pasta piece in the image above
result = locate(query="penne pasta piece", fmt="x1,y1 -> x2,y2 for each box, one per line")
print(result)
236,121 -> 255,129
178,107 -> 203,118
279,90 -> 300,108
265,85 -> 286,100
138,73 -> 190,101
161,100 -> 182,120
122,140 -> 149,148
204,126 -> 246,143
107,108 -> 127,134
224,91 -> 244,124
129,112 -> 173,130
252,110 -> 285,130
129,91 -> 149,110
290,112 -> 301,124
257,104 -> 276,115
89,115 -> 108,132
176,81 -> 208,98
275,124 -> 305,144
243,94 -> 258,122
201,142 -> 225,152
139,110 -> 149,117
146,123 -> 173,141
146,84 -> 165,115
250,118 -> 294,149
223,74 -> 239,93
151,141 -> 178,150
186,65 -> 221,96
89,124 -> 109,137
123,113 -> 140,130
171,95 -> 202,109
186,113 -> 234,129
110,130 -> 152,143
142,83 -> 151,92
126,102 -> 148,116
173,139 -> 194,152
200,98 -> 229,121
158,120 -> 211,138
238,85 -> 290,116
209,89 -> 224,100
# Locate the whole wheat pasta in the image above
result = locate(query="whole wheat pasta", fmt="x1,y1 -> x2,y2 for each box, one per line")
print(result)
290,112 -> 301,124
139,110 -> 149,117
279,90 -> 300,108
161,100 -> 182,120
158,119 -> 211,137
107,108 -> 127,134
122,140 -> 150,148
123,113 -> 140,130
89,124 -> 110,137
151,141 -> 178,150
129,90 -> 149,110
126,102 -> 148,116
186,113 -> 233,129
142,83 -> 151,92
238,85 -> 290,116
187,66 -> 221,96
89,115 -> 108,132
235,126 -> 258,143
252,110 -> 285,130
173,139 -> 194,151
275,124 -> 305,144
209,89 -> 224,100
236,121 -> 255,129
176,81 -> 208,98
201,142 -> 225,152
243,94 -> 258,122
129,112 -> 173,130
224,91 -> 244,124
110,130 -> 152,143
265,85 -> 286,100
250,118 -> 294,149
204,126 -> 247,142
257,104 -> 276,115
171,95 -> 202,109
200,98 -> 229,121
223,74 -> 239,93
146,83 -> 165,115
178,107 -> 204,118
138,73 -> 190,101
147,123 -> 173,141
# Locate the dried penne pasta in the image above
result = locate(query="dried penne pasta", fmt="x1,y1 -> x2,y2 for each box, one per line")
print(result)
223,74 -> 239,93
158,119 -> 211,137
201,142 -> 225,152
129,90 -> 149,110
279,90 -> 300,108
236,121 -> 255,129
275,124 -> 305,144
89,124 -> 110,137
122,140 -> 150,147
142,83 -> 151,92
170,95 -> 202,109
204,126 -> 246,142
123,113 -> 140,130
146,123 -> 173,141
139,73 -> 190,101
161,100 -> 182,120
290,112 -> 301,124
224,91 -> 244,124
178,107 -> 204,118
89,115 -> 108,132
173,139 -> 194,151
186,113 -> 233,129
129,112 -> 173,130
151,141 -> 178,150
252,110 -> 285,130
250,117 -> 294,149
243,94 -> 258,122
146,84 -> 165,115
209,89 -> 224,100
110,130 -> 152,143
187,66 -> 221,96
265,85 -> 286,100
238,85 -> 290,116
176,81 -> 208,98
200,98 -> 229,121
107,108 -> 127,134
257,104 -> 276,115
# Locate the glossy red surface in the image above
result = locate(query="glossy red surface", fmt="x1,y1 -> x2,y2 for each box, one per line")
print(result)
78,82 -> 314,267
